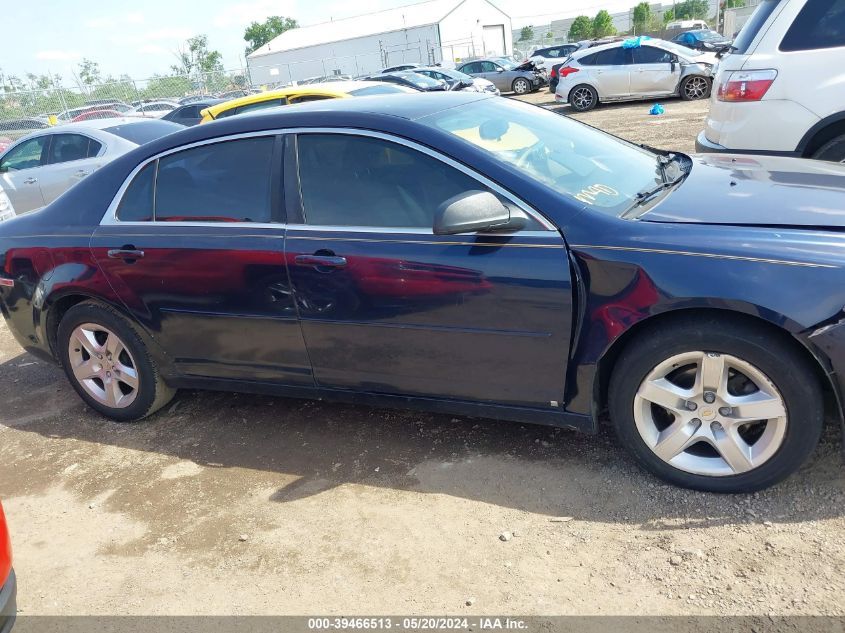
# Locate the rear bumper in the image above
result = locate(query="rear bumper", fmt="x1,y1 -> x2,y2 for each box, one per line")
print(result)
696,130 -> 728,153
0,569 -> 16,633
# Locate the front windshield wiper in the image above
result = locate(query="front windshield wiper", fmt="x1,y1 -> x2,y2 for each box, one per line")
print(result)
621,154 -> 688,218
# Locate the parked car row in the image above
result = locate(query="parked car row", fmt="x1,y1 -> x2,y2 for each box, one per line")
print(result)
553,37 -> 717,111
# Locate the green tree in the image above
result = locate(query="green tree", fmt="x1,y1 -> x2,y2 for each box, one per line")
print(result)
568,15 -> 593,41
673,0 -> 710,19
244,16 -> 298,56
632,1 -> 652,34
519,25 -> 534,41
663,8 -> 675,22
77,58 -> 102,87
172,35 -> 224,77
592,10 -> 617,37
722,0 -> 745,8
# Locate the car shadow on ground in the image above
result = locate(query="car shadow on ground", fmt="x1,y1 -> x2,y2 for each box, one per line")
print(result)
1,350 -> 843,530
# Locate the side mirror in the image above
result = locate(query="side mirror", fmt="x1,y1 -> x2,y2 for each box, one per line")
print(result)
496,67 -> 505,73
434,191 -> 524,235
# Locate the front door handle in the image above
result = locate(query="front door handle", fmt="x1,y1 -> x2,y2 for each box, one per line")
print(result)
295,254 -> 347,269
24,178 -> 37,185
107,248 -> 145,261
76,169 -> 90,176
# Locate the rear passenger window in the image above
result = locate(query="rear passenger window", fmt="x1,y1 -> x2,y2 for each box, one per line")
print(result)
49,134 -> 101,164
116,162 -> 155,222
632,46 -> 674,63
578,53 -> 598,66
594,47 -> 632,65
155,137 -> 275,222
781,0 -> 845,50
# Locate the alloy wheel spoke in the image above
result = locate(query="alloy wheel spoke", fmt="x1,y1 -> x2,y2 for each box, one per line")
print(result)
712,429 -> 754,473
653,418 -> 699,461
697,352 -> 727,396
72,359 -> 100,382
640,377 -> 690,413
727,390 -> 786,422
116,364 -> 139,390
105,333 -> 125,360
74,328 -> 102,356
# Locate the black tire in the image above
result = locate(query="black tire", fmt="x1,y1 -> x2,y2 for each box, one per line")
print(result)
57,301 -> 175,422
680,75 -> 711,100
512,77 -> 531,95
608,316 -> 823,493
811,134 -> 845,163
568,84 -> 598,112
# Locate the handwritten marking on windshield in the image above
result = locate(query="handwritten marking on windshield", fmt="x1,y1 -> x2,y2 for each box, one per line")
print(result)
574,184 -> 619,204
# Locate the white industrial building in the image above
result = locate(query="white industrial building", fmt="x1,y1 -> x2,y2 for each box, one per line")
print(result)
247,0 -> 513,86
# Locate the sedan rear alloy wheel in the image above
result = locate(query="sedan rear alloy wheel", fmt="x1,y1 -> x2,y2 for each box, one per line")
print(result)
68,324 -> 139,409
58,301 -> 175,421
512,78 -> 531,95
633,351 -> 786,477
569,85 -> 597,112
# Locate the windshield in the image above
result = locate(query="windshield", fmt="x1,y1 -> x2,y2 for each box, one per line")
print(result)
393,72 -> 443,88
493,58 -> 517,70
419,97 -> 663,216
657,40 -> 704,57
693,29 -> 725,41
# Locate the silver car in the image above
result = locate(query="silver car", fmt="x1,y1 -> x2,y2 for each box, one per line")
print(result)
456,58 -> 544,95
0,118 -> 183,216
554,38 -> 717,112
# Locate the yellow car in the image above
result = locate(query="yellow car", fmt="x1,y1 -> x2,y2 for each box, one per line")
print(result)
199,81 -> 415,123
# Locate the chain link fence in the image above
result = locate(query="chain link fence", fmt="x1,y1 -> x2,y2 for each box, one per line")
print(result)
0,68 -> 252,125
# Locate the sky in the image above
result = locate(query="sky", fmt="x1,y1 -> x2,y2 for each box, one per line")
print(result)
2,0 -> 636,82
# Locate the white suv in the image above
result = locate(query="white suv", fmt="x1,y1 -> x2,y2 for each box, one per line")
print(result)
697,0 -> 845,161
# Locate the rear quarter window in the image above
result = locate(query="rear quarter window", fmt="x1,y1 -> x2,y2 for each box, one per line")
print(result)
780,0 -> 845,50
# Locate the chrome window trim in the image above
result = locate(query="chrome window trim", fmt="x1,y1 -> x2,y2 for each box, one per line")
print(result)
101,127 -> 557,234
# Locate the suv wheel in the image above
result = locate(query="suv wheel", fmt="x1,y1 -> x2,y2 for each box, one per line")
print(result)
58,301 -> 175,422
608,318 -> 823,492
569,85 -> 598,112
811,134 -> 845,163
512,78 -> 531,95
680,75 -> 711,100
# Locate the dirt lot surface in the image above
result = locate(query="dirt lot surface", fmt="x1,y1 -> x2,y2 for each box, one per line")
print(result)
2,95 -> 844,618
518,89 -> 709,154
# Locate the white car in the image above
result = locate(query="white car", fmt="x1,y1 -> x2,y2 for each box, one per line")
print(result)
696,0 -> 845,162
126,101 -> 179,118
0,118 -> 182,215
554,38 -> 716,112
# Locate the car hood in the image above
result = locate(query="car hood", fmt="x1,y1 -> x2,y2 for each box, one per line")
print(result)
643,154 -> 845,229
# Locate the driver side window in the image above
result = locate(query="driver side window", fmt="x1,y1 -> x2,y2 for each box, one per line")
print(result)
296,133 -> 535,229
480,61 -> 499,72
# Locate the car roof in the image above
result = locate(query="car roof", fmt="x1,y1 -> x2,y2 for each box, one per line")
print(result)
571,38 -> 672,57
201,81 -> 397,118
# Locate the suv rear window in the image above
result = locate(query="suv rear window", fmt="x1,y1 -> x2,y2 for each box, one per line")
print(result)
732,0 -> 783,53
781,0 -> 845,51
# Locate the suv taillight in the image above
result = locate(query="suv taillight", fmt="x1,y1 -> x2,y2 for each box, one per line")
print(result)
716,70 -> 777,102
559,66 -> 579,78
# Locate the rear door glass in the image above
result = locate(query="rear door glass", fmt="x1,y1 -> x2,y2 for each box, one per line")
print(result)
594,47 -> 632,65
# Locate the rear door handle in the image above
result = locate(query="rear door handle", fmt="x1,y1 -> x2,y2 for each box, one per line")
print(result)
295,254 -> 347,269
76,169 -> 90,176
24,178 -> 37,185
107,248 -> 145,260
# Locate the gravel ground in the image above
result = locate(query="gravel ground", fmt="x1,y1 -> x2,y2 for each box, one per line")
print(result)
1,94 -> 844,617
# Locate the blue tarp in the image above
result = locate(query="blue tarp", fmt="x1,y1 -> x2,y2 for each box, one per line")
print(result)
622,35 -> 652,48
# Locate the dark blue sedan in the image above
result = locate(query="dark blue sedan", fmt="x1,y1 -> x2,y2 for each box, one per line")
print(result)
1,92 -> 843,493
